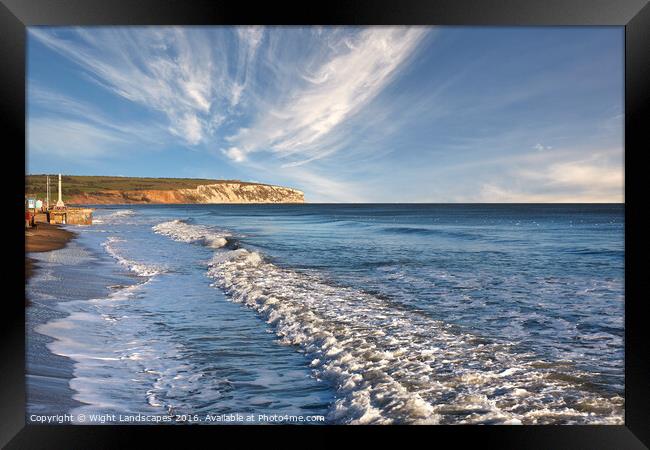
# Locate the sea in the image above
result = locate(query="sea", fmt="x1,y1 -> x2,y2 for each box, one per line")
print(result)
26,204 -> 625,425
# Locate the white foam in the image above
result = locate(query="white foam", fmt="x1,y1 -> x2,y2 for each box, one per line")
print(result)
38,293 -> 188,417
93,209 -> 136,224
152,220 -> 229,249
206,248 -> 624,425
102,237 -> 165,277
108,209 -> 135,218
28,241 -> 94,266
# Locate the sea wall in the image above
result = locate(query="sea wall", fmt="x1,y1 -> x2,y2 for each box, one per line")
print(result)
48,208 -> 94,225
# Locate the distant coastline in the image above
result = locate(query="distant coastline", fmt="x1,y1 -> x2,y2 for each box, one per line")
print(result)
26,175 -> 305,205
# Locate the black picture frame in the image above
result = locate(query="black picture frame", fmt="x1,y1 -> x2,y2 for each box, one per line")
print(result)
2,0 -> 648,448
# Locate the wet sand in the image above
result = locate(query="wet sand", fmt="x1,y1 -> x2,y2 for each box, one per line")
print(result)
26,222 -> 75,252
25,223 -> 84,416
26,222 -> 75,282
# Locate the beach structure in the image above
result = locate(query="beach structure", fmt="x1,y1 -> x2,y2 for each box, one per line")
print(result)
49,206 -> 94,225
55,174 -> 65,208
46,174 -> 94,225
46,175 -> 50,209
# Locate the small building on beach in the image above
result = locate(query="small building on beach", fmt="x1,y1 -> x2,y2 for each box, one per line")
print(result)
49,207 -> 94,225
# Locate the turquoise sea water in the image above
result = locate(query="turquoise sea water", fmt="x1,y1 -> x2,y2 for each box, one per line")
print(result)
27,204 -> 624,424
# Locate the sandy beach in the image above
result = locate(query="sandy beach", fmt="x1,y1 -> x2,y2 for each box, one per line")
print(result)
26,222 -> 75,281
25,220 -> 85,416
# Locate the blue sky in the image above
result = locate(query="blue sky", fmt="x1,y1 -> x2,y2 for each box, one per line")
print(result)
27,26 -> 624,202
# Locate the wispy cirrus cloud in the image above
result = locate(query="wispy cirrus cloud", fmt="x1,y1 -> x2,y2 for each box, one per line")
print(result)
29,84 -> 165,139
28,117 -> 127,160
30,27 -> 249,146
223,27 -> 428,165
29,27 -> 429,169
28,84 -> 168,163
32,26 -> 424,156
230,26 -> 264,107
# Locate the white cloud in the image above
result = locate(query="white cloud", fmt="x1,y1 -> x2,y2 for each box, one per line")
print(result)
533,143 -> 552,151
230,83 -> 245,108
28,117 -> 127,159
224,27 -> 428,163
230,26 -> 264,107
31,26 -> 428,172
543,161 -> 622,190
28,84 -> 173,168
29,84 -> 166,141
279,167 -> 366,203
479,149 -> 624,203
170,113 -> 203,145
222,146 -> 246,162
29,27 -> 230,146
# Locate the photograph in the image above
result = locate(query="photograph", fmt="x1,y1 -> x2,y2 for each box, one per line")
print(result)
23,25 -> 626,427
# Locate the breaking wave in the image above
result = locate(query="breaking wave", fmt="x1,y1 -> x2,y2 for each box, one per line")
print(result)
153,220 -> 231,249
110,209 -> 135,217
205,248 -> 623,425
102,237 -> 166,277
150,220 -> 623,425
91,209 -> 136,226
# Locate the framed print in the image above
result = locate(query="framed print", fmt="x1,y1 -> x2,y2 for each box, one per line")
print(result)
2,0 -> 648,448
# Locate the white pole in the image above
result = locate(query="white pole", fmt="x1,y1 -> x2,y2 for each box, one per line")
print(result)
46,175 -> 49,208
56,173 -> 65,208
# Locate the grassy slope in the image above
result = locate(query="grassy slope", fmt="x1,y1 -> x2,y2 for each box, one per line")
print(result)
25,175 -> 268,200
